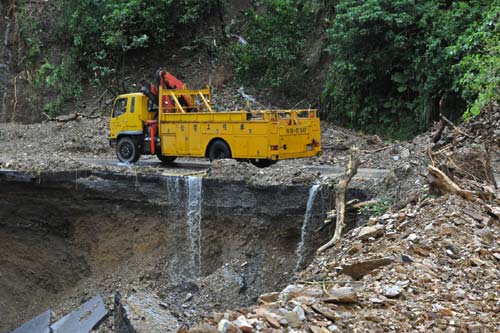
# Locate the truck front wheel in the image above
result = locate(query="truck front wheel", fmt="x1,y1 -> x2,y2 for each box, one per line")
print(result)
116,137 -> 141,163
208,140 -> 231,161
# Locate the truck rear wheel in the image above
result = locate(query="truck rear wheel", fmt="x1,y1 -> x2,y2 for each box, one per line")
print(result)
250,159 -> 276,168
208,140 -> 231,161
116,136 -> 140,163
157,154 -> 177,164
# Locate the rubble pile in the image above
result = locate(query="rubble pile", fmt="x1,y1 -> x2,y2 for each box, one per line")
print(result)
0,117 -> 112,172
187,190 -> 500,332
187,112 -> 500,332
207,159 -> 319,185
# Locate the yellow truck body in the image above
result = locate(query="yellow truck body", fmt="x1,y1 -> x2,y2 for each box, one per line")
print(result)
109,86 -> 321,166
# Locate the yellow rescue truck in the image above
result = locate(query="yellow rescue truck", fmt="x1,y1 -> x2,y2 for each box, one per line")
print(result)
109,70 -> 321,167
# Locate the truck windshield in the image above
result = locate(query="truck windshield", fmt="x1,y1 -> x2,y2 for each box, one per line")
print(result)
113,98 -> 127,118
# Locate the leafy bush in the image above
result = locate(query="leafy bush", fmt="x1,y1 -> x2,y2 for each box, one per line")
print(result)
231,0 -> 317,91
58,0 -> 216,87
35,58 -> 83,117
322,0 -> 488,139
451,4 -> 500,118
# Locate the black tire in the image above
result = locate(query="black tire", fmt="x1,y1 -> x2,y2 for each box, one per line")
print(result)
208,140 -> 231,161
250,159 -> 276,168
157,154 -> 177,164
116,136 -> 140,163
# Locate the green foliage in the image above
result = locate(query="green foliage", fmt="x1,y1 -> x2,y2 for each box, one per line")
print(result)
451,4 -> 500,119
18,8 -> 43,66
57,0 -> 216,87
322,0 -> 489,139
35,58 -> 83,117
231,0 -> 318,91
359,199 -> 391,217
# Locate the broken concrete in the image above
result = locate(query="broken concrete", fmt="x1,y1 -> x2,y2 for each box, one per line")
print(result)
52,295 -> 107,333
11,310 -> 51,333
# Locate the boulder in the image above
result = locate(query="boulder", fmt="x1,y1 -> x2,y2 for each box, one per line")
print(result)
340,257 -> 394,280
358,224 -> 385,240
324,287 -> 358,303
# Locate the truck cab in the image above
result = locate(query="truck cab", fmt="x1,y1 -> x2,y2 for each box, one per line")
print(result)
109,93 -> 154,146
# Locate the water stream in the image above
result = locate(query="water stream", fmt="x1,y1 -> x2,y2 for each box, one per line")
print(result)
293,184 -> 320,273
186,176 -> 203,277
3,20 -> 12,64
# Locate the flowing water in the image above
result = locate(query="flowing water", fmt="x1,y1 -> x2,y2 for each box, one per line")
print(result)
294,184 -> 320,273
165,176 -> 181,195
186,176 -> 203,277
3,20 -> 12,64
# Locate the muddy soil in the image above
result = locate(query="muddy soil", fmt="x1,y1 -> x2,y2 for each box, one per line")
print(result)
0,172 -> 341,332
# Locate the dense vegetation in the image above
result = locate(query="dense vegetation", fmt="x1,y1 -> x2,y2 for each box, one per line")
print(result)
21,0 -> 500,138
234,0 -> 499,138
24,0 -> 217,115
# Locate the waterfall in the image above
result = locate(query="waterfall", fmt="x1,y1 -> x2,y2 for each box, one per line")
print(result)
294,184 -> 320,273
166,176 -> 181,195
3,20 -> 12,64
186,176 -> 203,277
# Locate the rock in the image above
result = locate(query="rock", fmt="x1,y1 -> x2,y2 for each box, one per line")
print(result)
293,305 -> 306,321
476,227 -> 494,244
283,310 -> 302,328
324,287 -> 358,303
401,148 -> 410,158
123,292 -> 179,333
279,284 -> 303,302
218,319 -> 238,333
340,257 -> 394,280
382,285 -> 402,298
406,233 -> 418,241
308,325 -> 322,333
311,303 -> 339,321
369,296 -> 386,304
348,243 -> 363,255
184,293 -> 193,302
367,216 -> 378,226
357,224 -> 385,240
190,325 -> 219,333
258,291 -> 279,304
263,313 -> 280,329
328,324 -> 340,332
234,316 -> 253,332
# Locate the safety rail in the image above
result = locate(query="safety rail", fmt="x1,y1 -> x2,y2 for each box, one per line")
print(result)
159,86 -> 212,114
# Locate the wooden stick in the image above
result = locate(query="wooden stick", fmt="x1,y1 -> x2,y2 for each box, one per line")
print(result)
317,153 -> 361,253
428,165 -> 476,201
349,199 -> 378,209
440,114 -> 472,138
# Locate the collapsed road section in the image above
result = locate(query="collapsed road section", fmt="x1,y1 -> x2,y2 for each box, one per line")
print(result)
0,169 -> 369,332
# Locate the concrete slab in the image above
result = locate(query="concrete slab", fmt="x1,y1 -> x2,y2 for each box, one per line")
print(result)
11,310 -> 51,333
52,295 -> 107,333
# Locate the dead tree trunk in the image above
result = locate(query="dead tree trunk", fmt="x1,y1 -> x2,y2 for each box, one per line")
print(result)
317,152 -> 360,253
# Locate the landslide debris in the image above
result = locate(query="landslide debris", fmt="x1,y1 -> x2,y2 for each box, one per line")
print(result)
187,110 -> 500,332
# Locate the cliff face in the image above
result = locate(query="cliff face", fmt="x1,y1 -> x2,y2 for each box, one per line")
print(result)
0,170 -> 353,331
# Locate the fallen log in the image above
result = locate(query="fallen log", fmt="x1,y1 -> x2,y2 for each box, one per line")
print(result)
428,165 -> 476,201
318,151 -> 361,253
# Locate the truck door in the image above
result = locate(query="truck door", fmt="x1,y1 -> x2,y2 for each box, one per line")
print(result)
110,97 -> 129,135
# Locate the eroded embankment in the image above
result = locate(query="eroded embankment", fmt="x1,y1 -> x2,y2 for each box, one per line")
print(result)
0,170 -> 367,331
